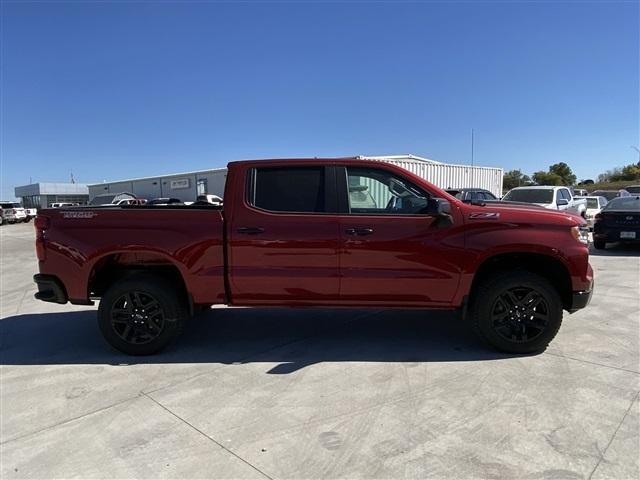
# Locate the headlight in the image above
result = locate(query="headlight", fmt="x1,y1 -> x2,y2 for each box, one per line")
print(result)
571,226 -> 589,245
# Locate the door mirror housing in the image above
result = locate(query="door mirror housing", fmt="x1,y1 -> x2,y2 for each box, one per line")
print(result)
426,197 -> 451,216
557,198 -> 569,206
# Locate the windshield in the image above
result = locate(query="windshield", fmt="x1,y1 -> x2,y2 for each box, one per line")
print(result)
503,189 -> 554,204
604,197 -> 640,211
591,190 -> 618,201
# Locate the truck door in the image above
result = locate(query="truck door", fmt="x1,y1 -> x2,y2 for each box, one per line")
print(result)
337,165 -> 461,307
227,165 -> 340,305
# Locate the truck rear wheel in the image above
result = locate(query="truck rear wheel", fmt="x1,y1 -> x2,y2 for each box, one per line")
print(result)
98,275 -> 186,355
469,271 -> 563,354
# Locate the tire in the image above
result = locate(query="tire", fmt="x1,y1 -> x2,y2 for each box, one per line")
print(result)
98,275 -> 186,355
23,217 -> 31,223
469,271 -> 563,354
593,240 -> 606,250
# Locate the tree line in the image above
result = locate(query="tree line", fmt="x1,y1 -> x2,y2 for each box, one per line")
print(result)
503,160 -> 640,191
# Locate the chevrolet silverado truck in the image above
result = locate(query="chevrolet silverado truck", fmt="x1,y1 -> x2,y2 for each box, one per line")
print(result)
33,158 -> 594,355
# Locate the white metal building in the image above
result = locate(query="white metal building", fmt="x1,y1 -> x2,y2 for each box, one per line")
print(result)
88,168 -> 228,202
370,155 -> 503,197
87,155 -> 503,202
14,182 -> 89,208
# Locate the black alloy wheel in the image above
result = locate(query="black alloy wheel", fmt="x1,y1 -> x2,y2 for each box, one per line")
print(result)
489,286 -> 549,343
469,271 -> 563,354
98,274 -> 186,355
110,291 -> 166,345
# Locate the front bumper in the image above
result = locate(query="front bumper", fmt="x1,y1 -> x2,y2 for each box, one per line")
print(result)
569,281 -> 594,313
593,226 -> 640,243
33,274 -> 68,304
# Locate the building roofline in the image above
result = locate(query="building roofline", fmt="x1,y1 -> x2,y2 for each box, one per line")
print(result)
359,154 -> 442,164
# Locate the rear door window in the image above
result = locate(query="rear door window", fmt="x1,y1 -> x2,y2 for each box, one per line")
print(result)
250,166 -> 326,213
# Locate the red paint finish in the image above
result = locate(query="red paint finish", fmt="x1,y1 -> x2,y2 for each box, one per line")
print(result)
338,212 -> 466,306
34,158 -> 593,313
37,208 -> 226,304
224,162 -> 340,305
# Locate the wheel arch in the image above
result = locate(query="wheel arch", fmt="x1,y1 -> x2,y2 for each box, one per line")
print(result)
88,251 -> 190,308
469,252 -> 573,311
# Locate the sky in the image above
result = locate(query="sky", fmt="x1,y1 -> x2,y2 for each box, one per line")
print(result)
1,1 -> 638,200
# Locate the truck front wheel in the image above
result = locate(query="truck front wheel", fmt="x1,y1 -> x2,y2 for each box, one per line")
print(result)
98,275 -> 186,355
469,271 -> 563,354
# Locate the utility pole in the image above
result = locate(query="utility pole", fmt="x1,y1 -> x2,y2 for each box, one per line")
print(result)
632,146 -> 640,166
471,129 -> 475,187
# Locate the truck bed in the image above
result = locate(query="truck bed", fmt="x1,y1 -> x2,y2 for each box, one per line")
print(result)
36,205 -> 226,305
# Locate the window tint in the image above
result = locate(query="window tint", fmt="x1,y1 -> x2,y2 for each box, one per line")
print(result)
559,189 -> 571,201
346,167 -> 429,215
251,167 -> 325,213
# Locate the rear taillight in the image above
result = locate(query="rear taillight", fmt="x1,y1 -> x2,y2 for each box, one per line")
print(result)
34,215 -> 50,261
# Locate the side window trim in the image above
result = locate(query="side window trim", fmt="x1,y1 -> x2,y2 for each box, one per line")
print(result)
336,166 -> 349,214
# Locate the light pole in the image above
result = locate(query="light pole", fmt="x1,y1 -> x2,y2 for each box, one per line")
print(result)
632,146 -> 640,165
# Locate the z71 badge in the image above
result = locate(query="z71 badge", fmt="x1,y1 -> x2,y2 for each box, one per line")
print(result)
62,211 -> 97,219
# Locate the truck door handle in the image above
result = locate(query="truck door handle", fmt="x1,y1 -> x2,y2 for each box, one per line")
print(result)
345,227 -> 374,236
237,226 -> 265,234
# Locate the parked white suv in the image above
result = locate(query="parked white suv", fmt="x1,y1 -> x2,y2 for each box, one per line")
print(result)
0,202 -> 27,223
23,208 -> 37,222
502,186 -> 587,217
575,195 -> 608,229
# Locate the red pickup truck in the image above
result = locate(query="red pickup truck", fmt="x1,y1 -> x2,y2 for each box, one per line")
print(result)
33,158 -> 593,355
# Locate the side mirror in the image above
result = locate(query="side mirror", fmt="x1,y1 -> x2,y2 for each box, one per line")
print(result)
557,199 -> 569,206
426,197 -> 451,216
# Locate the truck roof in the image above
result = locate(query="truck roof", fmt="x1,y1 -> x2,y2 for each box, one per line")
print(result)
227,157 -> 361,166
509,185 -> 566,190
